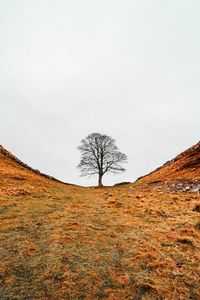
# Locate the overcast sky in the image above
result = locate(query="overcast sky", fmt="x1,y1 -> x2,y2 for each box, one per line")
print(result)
0,0 -> 199,186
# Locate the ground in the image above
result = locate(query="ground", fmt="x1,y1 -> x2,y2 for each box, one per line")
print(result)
1,179 -> 200,299
0,146 -> 200,299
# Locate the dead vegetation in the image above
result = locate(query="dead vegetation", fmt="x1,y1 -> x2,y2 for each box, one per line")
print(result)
138,141 -> 200,195
0,145 -> 200,299
193,204 -> 200,212
1,180 -> 200,299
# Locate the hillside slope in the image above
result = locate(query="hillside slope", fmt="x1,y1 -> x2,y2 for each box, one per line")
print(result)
0,144 -> 200,299
138,141 -> 200,193
0,145 -> 68,185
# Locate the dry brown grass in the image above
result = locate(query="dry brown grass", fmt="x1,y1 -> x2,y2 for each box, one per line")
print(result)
138,141 -> 200,184
1,151 -> 200,299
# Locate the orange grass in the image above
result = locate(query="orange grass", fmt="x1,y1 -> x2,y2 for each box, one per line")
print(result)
0,151 -> 200,299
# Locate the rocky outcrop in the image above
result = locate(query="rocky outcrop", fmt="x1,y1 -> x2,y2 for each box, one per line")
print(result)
146,179 -> 200,194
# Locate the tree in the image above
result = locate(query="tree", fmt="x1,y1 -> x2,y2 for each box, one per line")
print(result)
77,133 -> 127,187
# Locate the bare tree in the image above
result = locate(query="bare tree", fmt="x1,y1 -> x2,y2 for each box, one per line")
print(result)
77,133 -> 127,187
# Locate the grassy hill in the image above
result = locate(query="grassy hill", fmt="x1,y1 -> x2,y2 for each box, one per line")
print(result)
138,141 -> 200,194
0,143 -> 200,299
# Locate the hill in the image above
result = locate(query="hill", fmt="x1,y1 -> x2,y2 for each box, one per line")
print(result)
0,144 -> 68,185
0,144 -> 200,299
137,141 -> 200,193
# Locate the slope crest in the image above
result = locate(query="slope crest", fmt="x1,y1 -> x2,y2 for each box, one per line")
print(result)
138,141 -> 200,193
0,144 -> 65,184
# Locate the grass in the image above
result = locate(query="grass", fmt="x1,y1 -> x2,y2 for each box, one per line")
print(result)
1,183 -> 200,299
1,152 -> 200,299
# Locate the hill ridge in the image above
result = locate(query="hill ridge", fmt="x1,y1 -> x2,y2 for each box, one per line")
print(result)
137,141 -> 200,193
0,144 -> 68,185
138,141 -> 200,180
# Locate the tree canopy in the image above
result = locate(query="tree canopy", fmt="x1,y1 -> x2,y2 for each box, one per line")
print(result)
77,133 -> 127,186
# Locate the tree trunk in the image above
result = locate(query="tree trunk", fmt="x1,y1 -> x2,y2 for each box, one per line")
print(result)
98,174 -> 103,187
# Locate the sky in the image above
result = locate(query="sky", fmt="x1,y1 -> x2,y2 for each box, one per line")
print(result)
0,0 -> 200,186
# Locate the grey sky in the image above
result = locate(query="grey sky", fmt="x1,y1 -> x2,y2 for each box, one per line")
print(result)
0,0 -> 199,186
